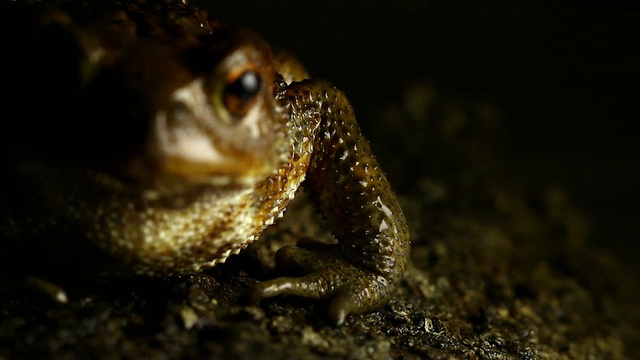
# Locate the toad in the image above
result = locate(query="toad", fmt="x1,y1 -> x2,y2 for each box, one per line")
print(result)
0,0 -> 410,325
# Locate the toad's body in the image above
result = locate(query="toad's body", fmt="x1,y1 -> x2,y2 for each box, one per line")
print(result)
0,0 -> 410,325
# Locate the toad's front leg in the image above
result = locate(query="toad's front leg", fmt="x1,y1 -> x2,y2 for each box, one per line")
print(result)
249,80 -> 410,326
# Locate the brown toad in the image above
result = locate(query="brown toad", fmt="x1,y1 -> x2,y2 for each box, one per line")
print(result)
0,0 -> 410,325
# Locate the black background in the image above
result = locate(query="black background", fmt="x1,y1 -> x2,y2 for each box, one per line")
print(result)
194,1 -> 639,276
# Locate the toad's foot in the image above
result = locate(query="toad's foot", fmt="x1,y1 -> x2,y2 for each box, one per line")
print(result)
247,237 -> 397,326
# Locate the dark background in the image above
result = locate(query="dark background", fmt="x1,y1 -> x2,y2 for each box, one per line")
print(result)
194,1 -> 639,276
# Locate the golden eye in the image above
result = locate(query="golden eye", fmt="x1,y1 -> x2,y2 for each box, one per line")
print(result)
223,68 -> 262,118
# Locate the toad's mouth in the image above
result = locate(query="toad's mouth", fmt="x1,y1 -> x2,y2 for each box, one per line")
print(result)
137,171 -> 263,207
123,151 -> 275,188
113,142 -> 282,206
97,157 -> 271,208
11,154 -> 266,212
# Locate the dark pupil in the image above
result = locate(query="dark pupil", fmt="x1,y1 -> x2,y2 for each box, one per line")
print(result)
227,71 -> 262,100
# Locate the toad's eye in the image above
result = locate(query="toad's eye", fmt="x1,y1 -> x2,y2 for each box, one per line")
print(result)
223,69 -> 262,118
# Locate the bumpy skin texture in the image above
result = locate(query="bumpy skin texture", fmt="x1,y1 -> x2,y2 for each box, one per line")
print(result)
1,0 -> 410,325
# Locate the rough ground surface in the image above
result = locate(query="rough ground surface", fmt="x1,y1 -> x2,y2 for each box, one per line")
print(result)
1,84 -> 638,359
